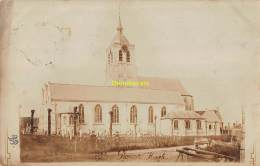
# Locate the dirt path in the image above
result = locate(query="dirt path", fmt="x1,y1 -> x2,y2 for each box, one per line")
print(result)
107,144 -> 195,155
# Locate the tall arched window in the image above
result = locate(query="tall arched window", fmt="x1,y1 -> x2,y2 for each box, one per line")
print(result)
161,106 -> 166,117
185,120 -> 191,129
111,50 -> 113,63
69,115 -> 73,125
112,105 -> 119,123
174,120 -> 178,129
79,104 -> 84,124
130,105 -> 137,124
126,51 -> 130,62
196,120 -> 202,129
148,106 -> 154,123
119,50 -> 123,62
108,49 -> 113,64
94,104 -> 102,123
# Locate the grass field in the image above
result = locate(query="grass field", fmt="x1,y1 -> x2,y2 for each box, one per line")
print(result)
20,134 -> 232,162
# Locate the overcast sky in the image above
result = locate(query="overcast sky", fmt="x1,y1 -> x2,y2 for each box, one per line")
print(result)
6,0 -> 260,123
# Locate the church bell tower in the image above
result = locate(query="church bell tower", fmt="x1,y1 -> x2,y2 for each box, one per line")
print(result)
106,13 -> 137,81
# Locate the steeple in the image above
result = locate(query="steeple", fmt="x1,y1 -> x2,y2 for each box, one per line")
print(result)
116,0 -> 123,33
105,2 -> 137,80
111,4 -> 129,46
116,6 -> 123,33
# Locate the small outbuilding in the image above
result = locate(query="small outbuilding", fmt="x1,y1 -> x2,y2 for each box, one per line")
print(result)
161,111 -> 205,136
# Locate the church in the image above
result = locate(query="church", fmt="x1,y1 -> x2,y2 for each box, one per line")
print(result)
39,15 -> 222,138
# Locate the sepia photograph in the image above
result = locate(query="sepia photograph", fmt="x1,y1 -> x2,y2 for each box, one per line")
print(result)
1,0 -> 260,165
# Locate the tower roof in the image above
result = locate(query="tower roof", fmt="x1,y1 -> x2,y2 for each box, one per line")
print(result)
111,12 -> 131,46
112,30 -> 130,46
117,14 -> 123,33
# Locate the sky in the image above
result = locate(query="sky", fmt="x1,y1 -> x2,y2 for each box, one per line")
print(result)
5,0 -> 260,123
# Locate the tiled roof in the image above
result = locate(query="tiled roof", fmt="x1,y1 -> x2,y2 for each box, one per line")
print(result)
165,111 -> 204,120
138,76 -> 190,96
195,110 -> 222,122
47,82 -> 184,105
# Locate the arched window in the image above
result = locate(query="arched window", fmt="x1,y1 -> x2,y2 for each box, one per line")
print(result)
108,49 -> 113,64
196,120 -> 202,129
174,120 -> 178,129
185,120 -> 191,129
111,50 -> 113,63
209,124 -> 212,130
69,115 -> 73,125
161,106 -> 166,117
108,51 -> 110,64
79,104 -> 84,124
122,44 -> 128,51
94,104 -> 102,123
119,50 -> 123,62
112,105 -> 119,123
148,106 -> 154,123
63,116 -> 67,126
126,51 -> 130,62
130,105 -> 137,124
